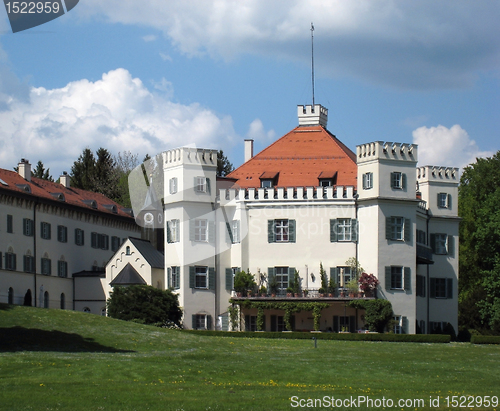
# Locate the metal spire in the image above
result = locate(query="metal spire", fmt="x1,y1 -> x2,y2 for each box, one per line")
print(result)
311,22 -> 315,106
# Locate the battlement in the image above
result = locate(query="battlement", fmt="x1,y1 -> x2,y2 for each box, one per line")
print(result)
162,147 -> 217,168
417,166 -> 459,183
357,141 -> 418,164
219,185 -> 356,206
297,104 -> 328,127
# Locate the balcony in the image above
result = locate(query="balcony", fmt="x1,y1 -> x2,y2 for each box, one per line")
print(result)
417,244 -> 434,265
231,288 -> 376,301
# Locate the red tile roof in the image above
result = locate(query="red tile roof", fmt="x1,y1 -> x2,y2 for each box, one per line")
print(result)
228,125 -> 357,188
0,168 -> 134,219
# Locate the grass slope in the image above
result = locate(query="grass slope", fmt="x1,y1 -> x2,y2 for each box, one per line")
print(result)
1,304 -> 499,411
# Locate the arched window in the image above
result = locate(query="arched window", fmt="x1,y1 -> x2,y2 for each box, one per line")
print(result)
60,293 -> 65,310
43,291 -> 49,308
101,307 -> 106,316
126,246 -> 131,255
83,307 -> 91,313
8,287 -> 14,305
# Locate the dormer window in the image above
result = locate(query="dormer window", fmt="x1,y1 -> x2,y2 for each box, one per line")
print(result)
82,199 -> 97,209
103,204 -> 118,214
259,171 -> 279,188
50,192 -> 65,202
317,171 -> 336,188
15,184 -> 31,193
261,179 -> 273,188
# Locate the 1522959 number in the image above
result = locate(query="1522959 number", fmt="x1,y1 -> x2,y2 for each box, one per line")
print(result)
5,2 -> 60,14
444,396 -> 498,408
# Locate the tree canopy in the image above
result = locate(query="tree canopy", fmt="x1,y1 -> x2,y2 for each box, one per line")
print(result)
107,285 -> 182,327
217,150 -> 234,177
459,151 -> 500,333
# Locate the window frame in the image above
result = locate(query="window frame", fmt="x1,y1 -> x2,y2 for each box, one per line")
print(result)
195,176 -> 207,193
194,219 -> 208,242
195,266 -> 208,289
7,214 -> 13,233
40,222 -> 51,240
337,218 -> 352,242
23,218 -> 34,237
5,252 -> 17,271
362,172 -> 373,190
391,266 -> 403,290
57,225 -> 68,243
75,228 -> 84,246
57,260 -> 68,278
275,266 -> 289,291
169,177 -> 178,194
41,258 -> 52,276
275,219 -> 289,242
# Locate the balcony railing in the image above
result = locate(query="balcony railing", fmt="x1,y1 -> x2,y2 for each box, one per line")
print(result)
232,288 -> 376,299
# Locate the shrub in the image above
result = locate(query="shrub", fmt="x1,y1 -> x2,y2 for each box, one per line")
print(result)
234,270 -> 257,296
470,335 -> 500,344
349,299 -> 393,332
107,285 -> 182,327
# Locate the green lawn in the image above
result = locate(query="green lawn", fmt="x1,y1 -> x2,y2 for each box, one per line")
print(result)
1,304 -> 499,411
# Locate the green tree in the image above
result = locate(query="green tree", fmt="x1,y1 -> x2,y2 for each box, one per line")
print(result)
107,285 -> 182,327
217,150 -> 234,177
32,160 -> 54,181
459,151 -> 500,332
70,148 -> 96,191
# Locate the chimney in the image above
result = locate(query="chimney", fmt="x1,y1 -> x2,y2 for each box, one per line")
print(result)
18,159 -> 31,182
244,139 -> 254,163
60,171 -> 70,188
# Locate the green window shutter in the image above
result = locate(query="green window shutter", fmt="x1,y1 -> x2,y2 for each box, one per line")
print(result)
385,266 -> 391,291
0,252 -> 2,269
330,219 -> 338,242
234,220 -> 240,243
447,235 -> 455,257
206,315 -> 212,330
208,221 -> 215,243
288,267 -> 296,280
225,268 -> 233,291
390,172 -> 395,188
402,316 -> 408,334
351,219 -> 358,242
430,234 -> 436,253
192,315 -> 196,330
208,267 -> 216,290
288,220 -> 296,243
268,220 -> 275,243
386,217 -> 392,240
167,267 -> 172,288
437,192 -> 441,208
189,220 -> 195,241
404,267 -> 411,291
447,278 -> 453,299
447,194 -> 452,210
166,221 -> 172,243
268,267 -> 275,283
193,177 -> 198,191
206,178 -> 211,194
226,222 -> 233,243
362,173 -> 367,189
402,173 -> 407,190
404,218 -> 411,242
175,267 -> 180,290
189,266 -> 195,288
430,278 -> 436,298
329,267 -> 337,281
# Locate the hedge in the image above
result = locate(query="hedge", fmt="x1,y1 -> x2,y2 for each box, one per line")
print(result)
470,335 -> 500,344
183,330 -> 450,343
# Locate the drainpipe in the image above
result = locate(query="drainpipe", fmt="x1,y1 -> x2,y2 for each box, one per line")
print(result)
426,212 -> 430,334
33,199 -> 38,307
212,200 -> 218,331
354,193 -> 359,279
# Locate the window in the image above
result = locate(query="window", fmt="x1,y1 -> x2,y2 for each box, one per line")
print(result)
416,229 -> 427,245
362,172 -> 373,190
226,220 -> 240,244
334,267 -> 352,289
195,266 -> 207,288
385,266 -> 411,291
275,267 -> 289,290
393,315 -> 404,334
245,315 -> 257,331
126,246 -> 131,255
391,172 -> 406,190
319,179 -> 332,187
168,266 -> 180,289
189,266 -> 215,290
23,255 -> 35,273
386,217 -> 411,242
111,236 -> 121,252
192,314 -> 212,330
7,215 -> 13,233
195,219 -> 207,242
91,233 -> 109,249
57,225 -> 67,243
225,267 -> 240,291
41,258 -> 51,275
5,252 -> 17,271
58,260 -> 68,278
169,177 -> 178,194
271,315 -> 291,332
430,234 -> 454,256
75,229 -> 84,246
167,219 -> 180,243
261,179 -> 273,188
23,219 -> 34,236
416,275 -> 426,297
194,176 -> 209,193
40,222 -> 51,240
330,219 -> 358,242
83,307 -> 91,313
430,278 -> 453,299
437,193 -> 452,209
268,219 -> 296,243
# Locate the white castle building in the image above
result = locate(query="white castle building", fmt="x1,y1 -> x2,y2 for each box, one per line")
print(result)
105,104 -> 459,334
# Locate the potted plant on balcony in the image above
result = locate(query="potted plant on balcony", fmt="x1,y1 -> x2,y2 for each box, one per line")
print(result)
269,275 -> 278,297
347,278 -> 359,298
292,269 -> 301,297
358,273 -> 379,297
259,285 -> 267,297
328,278 -> 337,297
234,270 -> 256,297
319,262 -> 328,297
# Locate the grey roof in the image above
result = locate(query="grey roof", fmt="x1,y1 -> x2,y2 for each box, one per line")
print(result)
128,237 -> 164,269
72,270 -> 105,278
110,263 -> 146,286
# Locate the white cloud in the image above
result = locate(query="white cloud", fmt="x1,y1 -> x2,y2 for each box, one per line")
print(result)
246,118 -> 275,142
142,34 -> 157,42
412,124 -> 494,170
77,0 -> 500,89
159,52 -> 172,62
0,68 -> 238,175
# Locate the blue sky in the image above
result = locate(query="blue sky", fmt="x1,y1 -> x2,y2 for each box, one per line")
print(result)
0,1 -> 499,176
